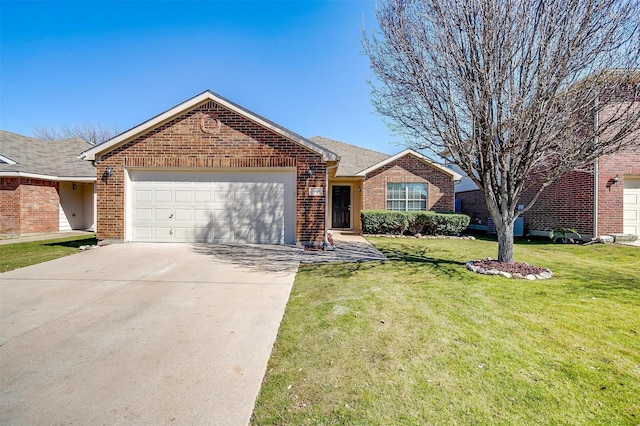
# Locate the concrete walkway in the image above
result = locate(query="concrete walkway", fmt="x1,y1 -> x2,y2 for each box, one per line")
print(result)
299,230 -> 387,263
0,230 -> 95,245
0,243 -> 299,426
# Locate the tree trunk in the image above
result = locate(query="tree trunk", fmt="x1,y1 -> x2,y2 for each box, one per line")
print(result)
495,219 -> 515,263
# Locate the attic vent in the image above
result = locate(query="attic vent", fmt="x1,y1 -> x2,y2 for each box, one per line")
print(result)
201,117 -> 222,134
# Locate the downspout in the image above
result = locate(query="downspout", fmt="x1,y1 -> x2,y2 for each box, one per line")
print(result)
593,98 -> 599,239
324,163 -> 339,249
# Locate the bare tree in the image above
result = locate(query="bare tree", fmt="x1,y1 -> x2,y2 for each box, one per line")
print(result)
33,123 -> 118,145
364,0 -> 640,263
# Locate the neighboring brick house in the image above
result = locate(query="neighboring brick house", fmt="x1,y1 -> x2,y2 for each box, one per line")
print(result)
455,146 -> 640,240
0,130 -> 96,235
79,91 -> 460,245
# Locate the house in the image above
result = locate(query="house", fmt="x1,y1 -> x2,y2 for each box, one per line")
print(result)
309,136 -> 461,233
0,130 -> 96,235
455,146 -> 640,240
80,90 -> 460,246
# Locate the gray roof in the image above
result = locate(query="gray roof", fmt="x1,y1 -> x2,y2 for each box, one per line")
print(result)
309,136 -> 390,177
0,130 -> 95,179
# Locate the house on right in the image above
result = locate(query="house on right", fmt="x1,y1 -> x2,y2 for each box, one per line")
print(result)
456,94 -> 640,241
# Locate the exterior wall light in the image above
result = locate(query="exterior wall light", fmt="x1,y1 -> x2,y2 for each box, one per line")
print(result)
307,166 -> 313,178
102,166 -> 113,183
613,174 -> 620,184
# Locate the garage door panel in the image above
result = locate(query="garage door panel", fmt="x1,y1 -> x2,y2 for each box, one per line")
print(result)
234,192 -> 253,207
155,208 -> 172,220
130,171 -> 295,244
233,228 -> 254,243
135,208 -> 153,221
175,190 -> 191,203
212,227 -> 233,242
194,191 -> 212,203
174,209 -> 192,221
194,227 -> 212,241
154,227 -> 173,239
194,209 -> 212,221
155,191 -> 172,203
136,190 -> 153,203
212,210 -> 234,223
134,227 -> 152,239
173,227 -> 191,241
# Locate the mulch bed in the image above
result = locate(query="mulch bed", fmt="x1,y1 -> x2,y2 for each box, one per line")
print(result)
467,259 -> 553,279
470,259 -> 549,275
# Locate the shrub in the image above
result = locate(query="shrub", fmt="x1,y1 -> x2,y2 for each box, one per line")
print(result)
422,211 -> 470,235
361,210 -> 470,236
361,210 -> 408,234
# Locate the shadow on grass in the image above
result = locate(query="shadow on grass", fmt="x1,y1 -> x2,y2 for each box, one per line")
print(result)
300,261 -> 384,278
464,231 -> 559,247
44,237 -> 98,248
373,245 -> 469,279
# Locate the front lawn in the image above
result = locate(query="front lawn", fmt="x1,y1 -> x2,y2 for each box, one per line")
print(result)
0,236 -> 98,272
252,237 -> 640,425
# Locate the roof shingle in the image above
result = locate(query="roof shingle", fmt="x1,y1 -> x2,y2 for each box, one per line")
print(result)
0,130 -> 95,179
309,136 -> 390,176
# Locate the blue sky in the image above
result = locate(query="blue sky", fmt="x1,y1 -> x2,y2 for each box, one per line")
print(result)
0,0 -> 405,154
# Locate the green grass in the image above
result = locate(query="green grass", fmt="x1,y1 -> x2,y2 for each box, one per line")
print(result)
252,237 -> 640,425
0,236 -> 98,272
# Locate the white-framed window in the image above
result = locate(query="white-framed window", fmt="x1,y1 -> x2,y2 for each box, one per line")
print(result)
386,182 -> 428,211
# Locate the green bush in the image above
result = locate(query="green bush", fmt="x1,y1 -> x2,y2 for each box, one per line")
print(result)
360,210 -> 408,234
361,210 -> 470,236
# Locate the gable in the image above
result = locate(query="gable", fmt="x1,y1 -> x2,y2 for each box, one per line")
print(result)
82,91 -> 338,162
360,150 -> 462,181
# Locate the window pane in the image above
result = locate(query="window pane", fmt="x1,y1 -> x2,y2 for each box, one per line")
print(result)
387,183 -> 404,200
386,183 -> 427,211
407,183 -> 427,200
407,200 -> 427,210
387,200 -> 406,211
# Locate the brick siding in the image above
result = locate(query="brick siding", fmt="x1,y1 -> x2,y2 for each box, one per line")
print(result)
456,190 -> 490,226
597,149 -> 640,235
523,170 -> 595,235
0,178 -> 60,234
457,148 -> 640,237
95,100 -> 326,244
362,155 -> 455,211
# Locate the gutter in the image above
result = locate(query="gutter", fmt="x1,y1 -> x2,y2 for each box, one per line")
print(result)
0,171 -> 95,182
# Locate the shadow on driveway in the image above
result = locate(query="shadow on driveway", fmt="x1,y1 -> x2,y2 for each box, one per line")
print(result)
189,243 -> 302,273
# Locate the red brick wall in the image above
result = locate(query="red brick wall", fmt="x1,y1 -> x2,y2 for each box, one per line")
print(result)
361,155 -> 455,211
456,190 -> 490,226
96,100 -> 326,244
0,178 -> 20,234
0,178 -> 60,234
596,149 -> 640,235
457,171 -> 595,236
523,170 -> 595,235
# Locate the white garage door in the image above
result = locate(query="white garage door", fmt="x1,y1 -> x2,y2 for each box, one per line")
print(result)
128,170 -> 296,244
623,177 -> 640,236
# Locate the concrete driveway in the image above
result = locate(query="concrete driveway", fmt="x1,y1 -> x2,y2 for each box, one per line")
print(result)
0,243 -> 300,425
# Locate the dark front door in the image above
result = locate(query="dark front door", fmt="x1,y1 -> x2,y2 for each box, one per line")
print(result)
332,186 -> 351,228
